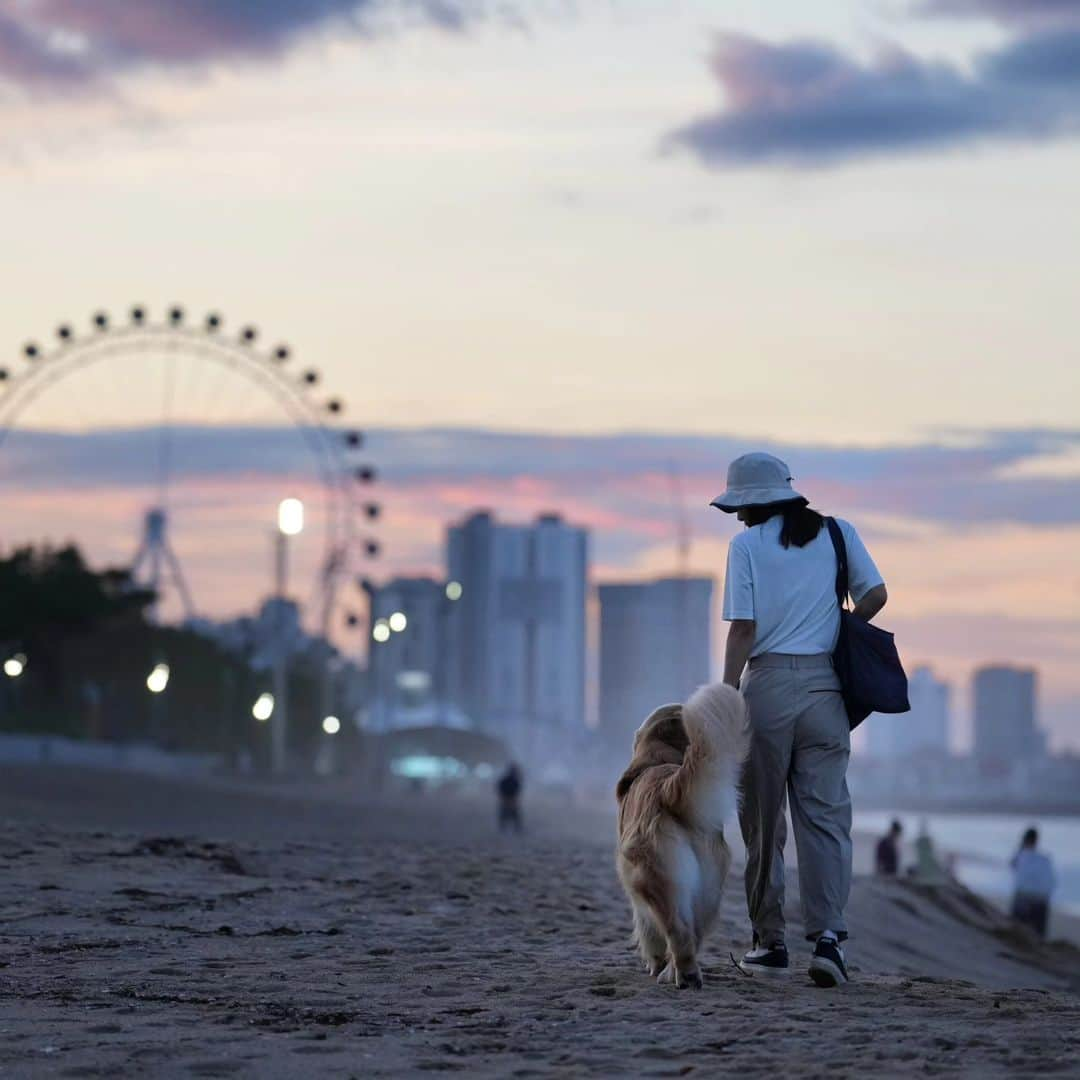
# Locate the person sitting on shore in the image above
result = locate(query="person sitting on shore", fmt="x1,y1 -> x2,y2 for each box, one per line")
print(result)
908,819 -> 950,885
1010,827 -> 1056,940
875,820 -> 903,877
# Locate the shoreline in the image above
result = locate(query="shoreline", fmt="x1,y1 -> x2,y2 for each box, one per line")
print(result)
857,799 -> 1080,817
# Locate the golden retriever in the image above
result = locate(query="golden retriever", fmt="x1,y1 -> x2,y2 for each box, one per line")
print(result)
615,683 -> 749,988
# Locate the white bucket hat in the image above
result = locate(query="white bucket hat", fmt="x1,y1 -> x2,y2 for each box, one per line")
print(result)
710,452 -> 805,512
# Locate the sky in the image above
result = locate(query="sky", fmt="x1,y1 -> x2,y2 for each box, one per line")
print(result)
0,0 -> 1077,746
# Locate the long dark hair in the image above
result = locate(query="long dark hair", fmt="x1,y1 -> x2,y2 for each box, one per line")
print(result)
742,498 -> 824,549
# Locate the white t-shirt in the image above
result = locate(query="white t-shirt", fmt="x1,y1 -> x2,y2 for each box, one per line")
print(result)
1012,849 -> 1056,899
722,516 -> 883,658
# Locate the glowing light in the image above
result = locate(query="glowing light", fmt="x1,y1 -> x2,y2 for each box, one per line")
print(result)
390,755 -> 468,780
146,663 -> 170,694
372,621 -> 391,643
396,670 -> 430,693
445,581 -> 463,601
322,715 -> 341,735
277,498 -> 304,536
388,611 -> 407,633
3,657 -> 24,678
252,693 -> 274,722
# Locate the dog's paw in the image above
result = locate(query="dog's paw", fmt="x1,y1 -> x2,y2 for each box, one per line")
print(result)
675,968 -> 703,990
646,959 -> 666,977
656,963 -> 674,985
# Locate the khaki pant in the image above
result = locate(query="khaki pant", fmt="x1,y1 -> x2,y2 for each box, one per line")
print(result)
739,653 -> 851,944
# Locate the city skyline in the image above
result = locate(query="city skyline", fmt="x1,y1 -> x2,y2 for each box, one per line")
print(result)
355,531 -> 1061,776
0,2 -> 1076,749
0,421 -> 1075,751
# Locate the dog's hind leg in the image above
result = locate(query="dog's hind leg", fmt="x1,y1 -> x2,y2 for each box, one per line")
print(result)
666,917 -> 702,989
663,838 -> 704,989
650,901 -> 700,988
632,901 -> 668,977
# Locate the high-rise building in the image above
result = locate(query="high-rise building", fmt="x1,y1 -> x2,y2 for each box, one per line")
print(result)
866,666 -> 950,759
973,665 -> 1043,763
447,511 -> 588,753
365,577 -> 461,731
597,577 -> 714,752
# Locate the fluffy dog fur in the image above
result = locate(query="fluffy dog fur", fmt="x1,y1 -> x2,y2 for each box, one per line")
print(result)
615,683 -> 749,988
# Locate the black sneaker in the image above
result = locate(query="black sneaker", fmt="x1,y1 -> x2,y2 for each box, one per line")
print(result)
739,936 -> 790,977
808,937 -> 849,987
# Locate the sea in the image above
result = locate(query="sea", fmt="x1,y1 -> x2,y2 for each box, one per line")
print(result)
853,809 -> 1080,917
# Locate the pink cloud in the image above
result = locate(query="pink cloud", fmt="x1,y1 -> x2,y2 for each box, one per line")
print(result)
0,0 -> 492,99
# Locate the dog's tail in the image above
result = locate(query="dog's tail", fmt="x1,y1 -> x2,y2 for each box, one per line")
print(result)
662,682 -> 750,830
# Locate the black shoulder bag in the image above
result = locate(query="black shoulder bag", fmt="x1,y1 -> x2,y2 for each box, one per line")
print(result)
826,518 -> 910,730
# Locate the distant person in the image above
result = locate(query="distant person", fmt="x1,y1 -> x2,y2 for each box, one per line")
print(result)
1010,827 -> 1056,939
876,820 -> 903,877
497,763 -> 523,833
909,819 -> 948,884
715,452 -> 888,987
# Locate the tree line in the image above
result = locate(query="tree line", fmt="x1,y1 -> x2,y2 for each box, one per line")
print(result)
0,544 -> 345,765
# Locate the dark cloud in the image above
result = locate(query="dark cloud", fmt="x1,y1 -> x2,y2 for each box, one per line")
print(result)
667,27 -> 1080,168
918,0 -> 1080,27
415,0 -> 471,32
0,10 -> 94,92
0,0 -> 489,96
982,25 -> 1080,84
2,424 -> 1077,528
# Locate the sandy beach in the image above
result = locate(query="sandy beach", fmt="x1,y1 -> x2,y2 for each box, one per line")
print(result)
1,765 -> 1079,1079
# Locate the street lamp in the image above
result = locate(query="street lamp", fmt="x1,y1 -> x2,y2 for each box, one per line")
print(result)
275,497 -> 304,597
388,611 -> 407,633
146,661 -> 170,743
146,663 -> 169,694
4,653 -> 26,678
253,692 -> 274,722
372,620 -> 391,644
271,498 -> 303,774
322,715 -> 341,735
277,497 -> 304,537
445,581 -> 463,602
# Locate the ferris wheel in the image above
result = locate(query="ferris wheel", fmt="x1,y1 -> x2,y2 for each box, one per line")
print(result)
0,305 -> 380,640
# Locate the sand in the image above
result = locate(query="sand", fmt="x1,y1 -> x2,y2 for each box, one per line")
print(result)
1,764 -> 1079,1079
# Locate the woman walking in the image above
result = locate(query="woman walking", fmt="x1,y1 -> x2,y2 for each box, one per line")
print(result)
713,452 -> 888,987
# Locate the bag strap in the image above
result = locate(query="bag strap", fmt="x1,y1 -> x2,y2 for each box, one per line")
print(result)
825,517 -> 849,611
